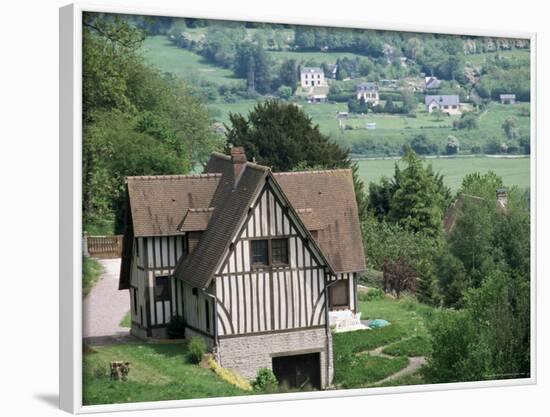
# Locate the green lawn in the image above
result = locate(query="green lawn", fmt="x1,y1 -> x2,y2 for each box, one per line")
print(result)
332,296 -> 435,388
83,256 -> 103,298
84,297 -> 435,403
141,36 -> 246,86
83,343 -> 247,405
356,155 -> 530,191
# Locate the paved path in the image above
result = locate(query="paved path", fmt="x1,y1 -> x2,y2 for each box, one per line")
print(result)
83,258 -> 130,339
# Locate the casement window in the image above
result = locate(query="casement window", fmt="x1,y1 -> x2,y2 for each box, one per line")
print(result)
251,239 -> 269,266
155,276 -> 171,302
251,238 -> 289,268
329,279 -> 349,309
271,238 -> 289,265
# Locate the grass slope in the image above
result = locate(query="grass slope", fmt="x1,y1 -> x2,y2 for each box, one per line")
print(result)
83,343 -> 247,405
83,256 -> 103,298
141,36 -> 245,86
356,155 -> 530,191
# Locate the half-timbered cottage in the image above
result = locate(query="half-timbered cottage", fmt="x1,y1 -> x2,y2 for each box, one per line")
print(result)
118,147 -> 366,389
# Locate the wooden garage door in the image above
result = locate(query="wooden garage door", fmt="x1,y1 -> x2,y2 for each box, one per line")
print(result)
272,352 -> 321,390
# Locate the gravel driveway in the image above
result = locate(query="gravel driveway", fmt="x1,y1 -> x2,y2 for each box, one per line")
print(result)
83,258 -> 130,339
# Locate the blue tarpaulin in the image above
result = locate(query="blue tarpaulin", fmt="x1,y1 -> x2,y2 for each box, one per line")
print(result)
368,319 -> 391,329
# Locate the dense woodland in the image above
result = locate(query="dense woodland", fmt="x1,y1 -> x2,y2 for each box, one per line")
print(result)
82,13 -> 530,386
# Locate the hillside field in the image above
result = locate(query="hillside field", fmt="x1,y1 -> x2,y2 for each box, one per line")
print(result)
141,36 -> 246,85
356,156 -> 530,191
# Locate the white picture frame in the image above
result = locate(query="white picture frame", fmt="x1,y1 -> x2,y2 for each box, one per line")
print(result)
59,2 -> 537,413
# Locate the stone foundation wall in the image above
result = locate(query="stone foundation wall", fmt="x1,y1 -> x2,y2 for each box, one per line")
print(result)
217,327 -> 333,388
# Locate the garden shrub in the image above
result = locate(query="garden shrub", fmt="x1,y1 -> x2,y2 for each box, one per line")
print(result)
167,315 -> 186,339
187,336 -> 207,363
358,287 -> 385,302
252,367 -> 279,392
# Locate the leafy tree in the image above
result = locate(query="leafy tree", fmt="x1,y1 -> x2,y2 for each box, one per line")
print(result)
431,108 -> 444,122
384,97 -> 395,113
459,171 -> 504,201
234,42 -> 272,93
82,13 -> 221,232
425,269 -> 530,383
277,85 -> 293,100
382,258 -> 416,298
435,249 -> 467,308
502,116 -> 519,140
453,112 -> 479,130
388,148 -> 445,237
445,135 -> 460,155
448,198 -> 498,288
409,133 -> 438,155
225,100 -> 368,221
278,59 -> 298,91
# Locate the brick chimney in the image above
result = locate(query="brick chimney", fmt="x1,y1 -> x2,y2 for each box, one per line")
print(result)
230,146 -> 247,181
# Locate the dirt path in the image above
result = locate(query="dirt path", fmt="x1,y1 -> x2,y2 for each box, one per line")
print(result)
363,337 -> 427,385
83,258 -> 130,339
375,356 -> 426,385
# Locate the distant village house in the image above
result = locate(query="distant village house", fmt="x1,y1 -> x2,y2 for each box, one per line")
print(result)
300,67 -> 328,103
424,76 -> 441,90
500,94 -> 517,104
356,82 -> 380,105
425,95 -> 461,115
300,67 -> 326,88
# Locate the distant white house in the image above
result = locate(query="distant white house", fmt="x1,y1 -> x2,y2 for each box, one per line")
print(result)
500,94 -> 517,104
425,76 -> 441,90
425,95 -> 461,115
356,82 -> 380,105
300,67 -> 326,88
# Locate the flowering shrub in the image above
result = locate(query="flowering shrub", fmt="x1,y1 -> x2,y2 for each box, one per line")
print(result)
206,356 -> 252,391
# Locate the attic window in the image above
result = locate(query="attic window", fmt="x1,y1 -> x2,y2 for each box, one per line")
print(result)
251,240 -> 268,266
271,239 -> 289,265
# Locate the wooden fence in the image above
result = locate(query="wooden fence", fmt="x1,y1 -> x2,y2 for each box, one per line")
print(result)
86,235 -> 124,259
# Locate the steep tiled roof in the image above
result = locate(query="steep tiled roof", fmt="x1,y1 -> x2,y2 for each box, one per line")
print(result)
177,208 -> 215,232
274,169 -> 366,273
126,174 -> 221,237
173,161 -> 268,288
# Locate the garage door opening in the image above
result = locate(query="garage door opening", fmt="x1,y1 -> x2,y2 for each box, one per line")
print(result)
272,352 -> 321,390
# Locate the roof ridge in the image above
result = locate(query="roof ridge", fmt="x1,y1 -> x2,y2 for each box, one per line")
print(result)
245,162 -> 270,171
127,173 -> 222,181
274,168 -> 352,176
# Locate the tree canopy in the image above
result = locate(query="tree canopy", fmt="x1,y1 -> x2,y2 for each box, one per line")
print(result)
82,13 -> 222,233
225,100 -> 367,220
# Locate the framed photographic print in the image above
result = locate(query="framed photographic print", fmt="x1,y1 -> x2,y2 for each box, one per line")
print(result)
59,2 -> 536,413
